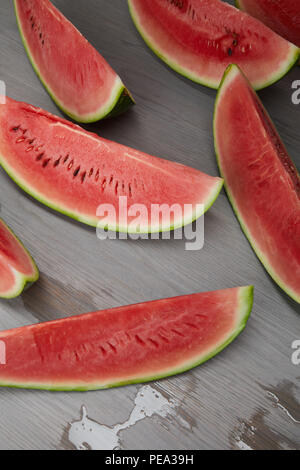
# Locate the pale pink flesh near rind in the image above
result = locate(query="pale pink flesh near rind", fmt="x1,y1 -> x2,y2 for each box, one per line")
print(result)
14,0 -> 134,123
0,286 -> 253,391
128,0 -> 299,90
214,65 -> 300,304
0,97 -> 223,233
0,218 -> 39,298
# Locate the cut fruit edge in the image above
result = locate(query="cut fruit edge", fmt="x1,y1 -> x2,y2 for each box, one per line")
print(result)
14,0 -> 135,123
128,0 -> 300,90
0,146 -> 224,233
235,0 -> 300,66
0,221 -> 39,299
214,64 -> 300,304
0,286 -> 253,390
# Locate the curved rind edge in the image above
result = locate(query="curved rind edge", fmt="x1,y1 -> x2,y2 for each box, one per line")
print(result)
13,0 -> 134,123
0,221 -> 39,299
128,0 -> 300,90
0,268 -> 38,300
213,64 -> 300,304
0,286 -> 253,390
0,150 -> 223,234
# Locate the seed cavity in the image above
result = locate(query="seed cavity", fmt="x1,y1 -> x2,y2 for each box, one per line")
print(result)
42,158 -> 51,168
67,159 -> 74,170
148,338 -> 159,349
185,322 -> 198,330
81,171 -> 86,183
158,333 -> 169,344
107,342 -> 117,354
101,178 -> 107,191
53,157 -> 61,167
171,328 -> 184,338
135,334 -> 145,346
36,152 -> 44,161
73,166 -> 81,178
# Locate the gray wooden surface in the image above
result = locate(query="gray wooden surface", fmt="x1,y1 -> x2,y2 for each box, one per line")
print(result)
0,0 -> 299,450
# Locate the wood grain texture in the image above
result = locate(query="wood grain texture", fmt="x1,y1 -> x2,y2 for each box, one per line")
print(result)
0,0 -> 299,450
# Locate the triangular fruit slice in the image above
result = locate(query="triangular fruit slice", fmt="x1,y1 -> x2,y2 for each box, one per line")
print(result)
0,286 -> 253,390
0,218 -> 39,299
128,0 -> 299,90
14,0 -> 134,123
0,97 -> 223,233
214,64 -> 300,304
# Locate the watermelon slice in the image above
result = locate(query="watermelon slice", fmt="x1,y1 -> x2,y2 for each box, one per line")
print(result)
0,218 -> 38,299
0,97 -> 223,233
128,0 -> 299,90
14,0 -> 134,123
0,286 -> 253,391
236,0 -> 300,50
214,65 -> 300,304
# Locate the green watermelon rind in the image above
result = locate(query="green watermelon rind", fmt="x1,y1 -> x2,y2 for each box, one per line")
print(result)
0,147 -> 223,233
13,0 -> 135,123
0,220 -> 39,299
0,286 -> 253,391
128,0 -> 300,90
214,64 -> 300,304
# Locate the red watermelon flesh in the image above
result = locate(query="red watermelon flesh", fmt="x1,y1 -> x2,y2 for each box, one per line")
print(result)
0,218 -> 39,298
14,0 -> 134,123
128,0 -> 299,90
237,0 -> 300,49
0,286 -> 253,390
0,97 -> 223,233
214,65 -> 300,304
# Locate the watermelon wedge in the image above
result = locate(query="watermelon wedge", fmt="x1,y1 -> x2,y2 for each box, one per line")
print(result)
0,97 -> 223,233
14,0 -> 134,123
236,0 -> 300,50
128,0 -> 299,90
0,286 -> 253,391
0,218 -> 38,299
214,65 -> 300,304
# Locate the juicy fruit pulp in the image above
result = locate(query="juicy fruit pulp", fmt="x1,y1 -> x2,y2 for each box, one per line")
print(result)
128,0 -> 299,90
14,0 -> 134,123
0,97 -> 223,233
236,0 -> 300,49
0,218 -> 38,298
0,287 -> 253,391
214,65 -> 300,303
